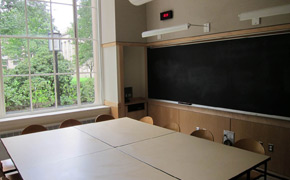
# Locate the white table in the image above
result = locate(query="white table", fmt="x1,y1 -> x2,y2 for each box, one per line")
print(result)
1,117 -> 270,180
17,149 -> 176,180
119,132 -> 270,180
2,127 -> 111,171
75,117 -> 174,147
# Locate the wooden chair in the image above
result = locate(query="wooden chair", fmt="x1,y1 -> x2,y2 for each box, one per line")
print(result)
21,124 -> 47,135
1,162 -> 22,180
95,114 -> 115,122
164,122 -> 180,132
140,116 -> 154,125
234,138 -> 265,180
59,119 -> 82,128
0,159 -> 16,174
3,124 -> 47,176
190,129 -> 214,141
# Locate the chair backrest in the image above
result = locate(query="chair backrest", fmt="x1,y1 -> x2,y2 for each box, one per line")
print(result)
140,116 -> 154,125
21,124 -> 47,135
164,122 -> 180,132
234,138 -> 265,154
95,114 -> 115,122
59,119 -> 82,128
191,129 -> 214,141
0,162 -> 4,178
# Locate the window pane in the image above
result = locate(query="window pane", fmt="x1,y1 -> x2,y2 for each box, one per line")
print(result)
77,0 -> 92,7
77,6 -> 92,38
51,0 -> 73,5
4,76 -> 31,113
1,38 -> 29,75
80,74 -> 95,105
78,40 -> 94,73
29,39 -> 54,74
29,0 -> 50,2
31,75 -> 55,110
59,74 -> 77,107
51,3 -> 74,35
0,0 -> 26,36
27,1 -> 51,37
57,39 -> 75,73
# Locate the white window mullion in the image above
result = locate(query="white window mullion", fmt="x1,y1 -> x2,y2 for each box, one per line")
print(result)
73,0 -> 81,106
95,0 -> 104,104
24,0 -> 34,112
0,40 -> 6,117
27,39 -> 34,112
49,1 -> 59,108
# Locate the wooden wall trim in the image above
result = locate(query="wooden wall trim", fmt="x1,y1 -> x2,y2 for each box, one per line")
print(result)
104,100 -> 121,118
146,24 -> 290,47
102,42 -> 147,48
148,99 -> 290,128
117,42 -> 147,47
104,100 -> 119,107
102,42 -> 117,48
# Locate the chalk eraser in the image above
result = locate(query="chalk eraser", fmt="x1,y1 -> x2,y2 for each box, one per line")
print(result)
178,101 -> 192,105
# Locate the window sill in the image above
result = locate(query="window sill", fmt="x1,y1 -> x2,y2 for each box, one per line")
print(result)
0,106 -> 111,132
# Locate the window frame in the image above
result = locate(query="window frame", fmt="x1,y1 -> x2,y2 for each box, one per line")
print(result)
0,0 -> 103,119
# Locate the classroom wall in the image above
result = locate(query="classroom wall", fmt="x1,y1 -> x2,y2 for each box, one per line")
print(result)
115,0 -> 147,43
103,46 -> 119,103
101,0 -> 116,44
145,0 -> 290,42
101,0 -> 147,43
124,46 -> 146,98
101,0 -> 148,110
144,0 -> 290,177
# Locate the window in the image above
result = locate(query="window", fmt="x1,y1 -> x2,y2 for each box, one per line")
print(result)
0,0 -> 101,117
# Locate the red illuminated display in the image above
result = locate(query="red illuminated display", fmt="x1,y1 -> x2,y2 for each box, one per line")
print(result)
163,13 -> 169,18
160,10 -> 173,20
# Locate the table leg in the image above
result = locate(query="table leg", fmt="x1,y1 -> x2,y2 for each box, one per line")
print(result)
264,162 -> 267,180
247,171 -> 250,180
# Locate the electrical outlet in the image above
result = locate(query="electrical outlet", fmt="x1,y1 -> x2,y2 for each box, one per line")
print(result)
268,144 -> 274,152
223,130 -> 235,146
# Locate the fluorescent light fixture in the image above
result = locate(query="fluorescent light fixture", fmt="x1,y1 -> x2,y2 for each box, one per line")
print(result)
239,4 -> 290,25
129,0 -> 153,6
142,23 -> 210,38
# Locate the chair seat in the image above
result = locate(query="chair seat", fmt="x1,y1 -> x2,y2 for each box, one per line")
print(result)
5,172 -> 23,180
1,159 -> 16,173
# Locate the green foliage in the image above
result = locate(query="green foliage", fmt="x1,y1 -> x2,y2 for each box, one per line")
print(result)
80,77 -> 95,103
4,77 -> 30,111
67,0 -> 94,77
0,0 -> 26,35
31,77 -> 55,108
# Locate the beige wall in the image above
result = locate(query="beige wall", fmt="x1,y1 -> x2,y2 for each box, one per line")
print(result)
145,0 -> 290,42
103,46 -> 119,103
101,0 -> 116,44
115,0 -> 147,43
124,46 -> 146,98
101,0 -> 147,43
